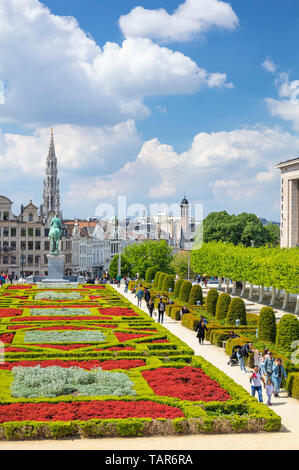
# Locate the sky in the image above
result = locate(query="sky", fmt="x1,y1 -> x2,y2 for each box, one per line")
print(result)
1,0 -> 299,221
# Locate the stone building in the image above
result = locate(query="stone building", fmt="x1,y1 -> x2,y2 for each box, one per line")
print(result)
0,130 -> 72,277
276,158 -> 299,248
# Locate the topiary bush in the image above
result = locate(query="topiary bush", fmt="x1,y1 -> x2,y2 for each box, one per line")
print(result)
286,373 -> 299,400
157,273 -> 167,292
179,281 -> 192,303
162,274 -> 175,293
205,289 -> 219,316
258,306 -> 277,344
153,271 -> 162,290
276,314 -> 299,352
174,279 -> 184,298
215,293 -> 231,321
145,267 -> 156,284
226,297 -> 247,325
188,285 -> 203,305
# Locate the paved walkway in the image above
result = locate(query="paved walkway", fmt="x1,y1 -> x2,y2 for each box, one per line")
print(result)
1,285 -> 299,450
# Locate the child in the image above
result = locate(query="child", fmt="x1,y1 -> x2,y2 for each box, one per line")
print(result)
266,378 -> 274,406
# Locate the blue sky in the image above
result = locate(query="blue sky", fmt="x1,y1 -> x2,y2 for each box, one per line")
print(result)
1,0 -> 299,220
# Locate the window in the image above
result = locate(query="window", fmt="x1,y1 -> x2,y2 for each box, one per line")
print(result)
35,241 -> 40,250
3,212 -> 9,221
28,255 -> 33,265
44,255 -> 48,264
28,241 -> 34,250
21,228 -> 26,237
11,227 -> 17,237
11,256 -> 16,265
3,241 -> 9,250
29,213 -> 33,222
44,241 -> 50,251
35,255 -> 40,266
28,228 -> 34,237
10,241 -> 16,250
44,228 -> 50,237
66,241 -> 72,250
35,228 -> 41,237
3,228 -> 9,237
3,256 -> 8,264
20,241 -> 26,250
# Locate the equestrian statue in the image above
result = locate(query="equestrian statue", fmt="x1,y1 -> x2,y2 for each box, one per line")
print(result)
48,214 -> 62,254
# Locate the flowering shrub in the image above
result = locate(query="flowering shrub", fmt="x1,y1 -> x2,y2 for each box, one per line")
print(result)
0,359 -> 145,371
11,365 -> 136,398
142,367 -> 232,402
24,330 -> 106,344
0,400 -> 184,423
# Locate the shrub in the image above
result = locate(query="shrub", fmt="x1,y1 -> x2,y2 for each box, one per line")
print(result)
170,308 -> 182,321
179,281 -> 192,303
145,268 -> 156,284
286,373 -> 299,399
188,285 -> 203,306
181,313 -> 200,331
226,298 -> 247,326
174,279 -> 184,298
205,289 -> 219,316
153,272 -> 162,290
276,314 -> 299,352
162,275 -> 175,294
258,307 -> 276,344
215,293 -> 231,322
157,273 -> 167,292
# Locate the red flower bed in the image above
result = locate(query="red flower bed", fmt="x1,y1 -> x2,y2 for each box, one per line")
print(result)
115,332 -> 150,342
142,367 -> 231,402
99,308 -> 138,317
7,286 -> 32,290
8,325 -> 98,331
89,296 -> 102,300
0,309 -> 22,318
149,339 -> 170,343
0,359 -> 145,370
4,347 -> 29,352
23,304 -> 97,308
0,333 -> 14,344
11,316 -> 108,322
82,285 -> 105,289
95,346 -> 135,351
0,400 -> 184,423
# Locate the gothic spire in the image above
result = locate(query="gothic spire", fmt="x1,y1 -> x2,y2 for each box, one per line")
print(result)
41,129 -> 61,220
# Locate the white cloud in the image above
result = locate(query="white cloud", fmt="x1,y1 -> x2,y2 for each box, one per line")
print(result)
0,0 -> 232,127
0,81 -> 5,104
266,72 -> 299,131
119,0 -> 239,42
65,126 -> 299,219
262,58 -> 277,74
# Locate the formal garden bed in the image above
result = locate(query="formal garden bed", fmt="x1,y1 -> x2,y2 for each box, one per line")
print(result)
0,283 -> 281,439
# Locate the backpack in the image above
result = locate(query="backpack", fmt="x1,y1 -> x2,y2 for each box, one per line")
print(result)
159,302 -> 165,312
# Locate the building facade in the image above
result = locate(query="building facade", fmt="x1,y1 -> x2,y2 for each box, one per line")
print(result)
276,158 -> 299,248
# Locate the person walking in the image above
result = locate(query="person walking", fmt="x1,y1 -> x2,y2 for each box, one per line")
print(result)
157,298 -> 165,324
144,288 -> 151,307
179,305 -> 190,320
266,378 -> 274,406
272,358 -> 287,397
135,287 -> 144,308
148,298 -> 155,318
124,278 -> 129,293
249,366 -> 265,403
237,342 -> 255,373
196,319 -> 208,345
264,352 -> 275,381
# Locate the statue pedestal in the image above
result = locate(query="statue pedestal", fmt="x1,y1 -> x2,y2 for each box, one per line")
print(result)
47,254 -> 64,281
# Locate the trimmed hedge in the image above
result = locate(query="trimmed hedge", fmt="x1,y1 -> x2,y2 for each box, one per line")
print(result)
174,279 -> 184,298
145,268 -> 156,284
226,298 -> 247,326
205,289 -> 219,316
162,275 -> 175,294
188,285 -> 203,306
179,281 -> 192,303
286,373 -> 299,399
258,307 -> 276,344
276,314 -> 299,352
157,273 -> 167,292
215,293 -> 231,322
181,313 -> 201,332
153,272 -> 162,290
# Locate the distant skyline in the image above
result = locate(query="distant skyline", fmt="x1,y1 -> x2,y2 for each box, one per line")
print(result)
1,0 -> 299,220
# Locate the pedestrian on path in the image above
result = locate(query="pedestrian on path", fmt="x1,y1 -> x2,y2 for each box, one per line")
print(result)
196,319 -> 208,345
157,298 -> 165,324
144,288 -> 151,307
135,287 -> 144,308
236,342 -> 255,373
272,358 -> 287,397
148,298 -> 154,318
124,278 -> 129,293
249,366 -> 265,403
264,352 -> 275,381
266,378 -> 274,406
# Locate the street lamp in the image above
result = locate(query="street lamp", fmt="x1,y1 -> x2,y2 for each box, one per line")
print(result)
21,249 -> 25,280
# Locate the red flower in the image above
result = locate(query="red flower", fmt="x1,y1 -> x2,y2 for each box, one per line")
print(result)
0,359 -> 145,370
142,367 -> 231,402
115,332 -> 150,342
0,309 -> 22,318
99,308 -> 138,317
0,333 -> 14,344
0,400 -> 184,423
11,316 -> 108,322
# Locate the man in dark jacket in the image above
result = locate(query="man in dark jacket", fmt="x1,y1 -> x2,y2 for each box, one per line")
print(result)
157,298 -> 165,324
144,288 -> 151,307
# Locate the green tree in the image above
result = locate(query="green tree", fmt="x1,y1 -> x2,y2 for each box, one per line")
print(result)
171,251 -> 194,279
123,240 -> 174,279
109,254 -> 132,279
264,224 -> 280,246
